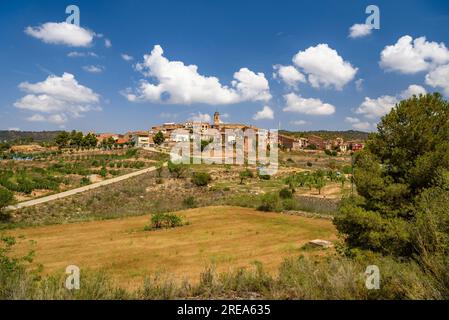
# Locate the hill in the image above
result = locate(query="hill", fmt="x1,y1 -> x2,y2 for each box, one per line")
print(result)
279,130 -> 369,141
0,130 -> 62,143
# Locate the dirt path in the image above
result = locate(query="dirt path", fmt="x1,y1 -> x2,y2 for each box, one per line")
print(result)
7,164 -> 164,211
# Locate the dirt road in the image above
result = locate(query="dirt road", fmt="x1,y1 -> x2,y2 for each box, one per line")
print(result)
7,165 -> 162,211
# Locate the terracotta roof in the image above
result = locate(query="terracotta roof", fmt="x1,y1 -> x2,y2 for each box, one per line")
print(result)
116,138 -> 129,144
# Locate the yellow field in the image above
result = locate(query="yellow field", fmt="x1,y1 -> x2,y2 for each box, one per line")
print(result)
10,206 -> 336,288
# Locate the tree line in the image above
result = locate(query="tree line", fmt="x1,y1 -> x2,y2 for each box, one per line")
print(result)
54,131 -> 98,149
54,131 -> 136,150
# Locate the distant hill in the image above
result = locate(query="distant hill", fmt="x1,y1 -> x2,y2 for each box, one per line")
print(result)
0,130 -> 62,143
279,130 -> 369,141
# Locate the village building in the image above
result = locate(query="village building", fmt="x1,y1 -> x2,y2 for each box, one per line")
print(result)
306,135 -> 326,150
132,131 -> 154,148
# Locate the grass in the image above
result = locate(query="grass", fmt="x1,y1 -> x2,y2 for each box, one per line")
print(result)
7,206 -> 336,288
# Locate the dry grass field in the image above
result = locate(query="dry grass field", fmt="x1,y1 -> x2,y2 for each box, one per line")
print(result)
9,206 -> 336,288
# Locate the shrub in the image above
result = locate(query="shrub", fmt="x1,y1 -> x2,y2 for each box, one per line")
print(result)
99,167 -> 107,177
192,172 -> 211,187
258,173 -> 271,180
257,192 -> 283,212
282,198 -> 298,211
167,161 -> 187,179
183,196 -> 197,208
146,213 -> 184,230
279,188 -> 293,199
239,169 -> 253,184
80,176 -> 91,186
306,161 -> 313,167
155,162 -> 164,177
0,186 -> 14,220
342,165 -> 353,174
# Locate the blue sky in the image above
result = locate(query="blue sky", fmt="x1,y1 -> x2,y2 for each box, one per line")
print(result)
0,0 -> 448,133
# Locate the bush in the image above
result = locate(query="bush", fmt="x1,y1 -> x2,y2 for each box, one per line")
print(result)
258,173 -> 271,180
80,176 -> 91,186
257,192 -> 283,212
342,165 -> 353,174
99,167 -> 107,178
281,198 -> 298,211
239,169 -> 253,184
183,196 -> 197,208
0,186 -> 14,220
279,188 -> 293,199
146,213 -> 184,230
306,161 -> 313,167
192,172 -> 211,187
167,161 -> 187,179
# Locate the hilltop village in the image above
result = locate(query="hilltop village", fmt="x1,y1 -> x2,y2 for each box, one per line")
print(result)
94,112 -> 365,154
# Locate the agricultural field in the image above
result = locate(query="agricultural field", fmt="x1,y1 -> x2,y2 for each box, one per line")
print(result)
2,151 -> 351,228
0,148 -> 168,202
8,206 -> 337,288
0,146 -> 350,295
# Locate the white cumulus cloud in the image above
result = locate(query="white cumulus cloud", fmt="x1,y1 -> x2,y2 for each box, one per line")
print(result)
124,45 -> 271,105
253,106 -> 274,120
349,23 -> 373,38
273,65 -> 306,88
283,93 -> 335,116
292,44 -> 358,90
25,22 -> 94,47
345,117 -> 372,131
355,84 -> 426,119
190,112 -> 211,122
105,38 -> 112,48
380,35 -> 449,74
399,84 -> 427,99
425,63 -> 449,96
27,113 -> 68,124
14,73 -> 101,124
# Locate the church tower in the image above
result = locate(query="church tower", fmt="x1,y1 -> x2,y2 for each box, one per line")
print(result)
213,111 -> 220,128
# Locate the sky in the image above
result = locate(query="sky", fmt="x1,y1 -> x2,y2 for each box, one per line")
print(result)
0,0 -> 448,133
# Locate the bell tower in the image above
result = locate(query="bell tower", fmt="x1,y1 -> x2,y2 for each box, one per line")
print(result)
213,111 -> 220,128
